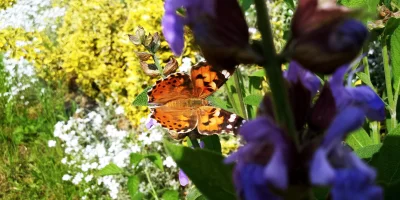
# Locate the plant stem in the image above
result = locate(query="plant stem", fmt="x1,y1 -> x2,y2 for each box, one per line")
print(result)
370,121 -> 381,144
363,57 -> 370,78
144,163 -> 159,200
152,54 -> 165,78
254,0 -> 298,147
382,39 -> 396,130
190,137 -> 200,148
233,70 -> 248,119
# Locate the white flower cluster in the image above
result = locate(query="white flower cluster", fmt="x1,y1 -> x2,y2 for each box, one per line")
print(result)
0,52 -> 38,103
0,0 -> 65,32
52,102 -> 180,199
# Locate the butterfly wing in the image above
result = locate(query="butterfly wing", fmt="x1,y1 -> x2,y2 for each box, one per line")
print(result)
190,61 -> 232,99
197,106 -> 244,135
151,106 -> 198,135
147,72 -> 194,104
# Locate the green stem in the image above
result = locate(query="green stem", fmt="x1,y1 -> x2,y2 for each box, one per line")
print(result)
370,121 -> 381,144
382,39 -> 396,130
233,70 -> 248,119
190,137 -> 200,148
254,0 -> 298,147
152,54 -> 165,78
363,56 -> 370,78
144,162 -> 159,200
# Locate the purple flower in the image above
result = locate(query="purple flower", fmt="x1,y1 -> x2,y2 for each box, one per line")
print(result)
290,0 -> 368,74
162,0 -> 261,72
179,169 -> 189,186
227,62 -> 384,199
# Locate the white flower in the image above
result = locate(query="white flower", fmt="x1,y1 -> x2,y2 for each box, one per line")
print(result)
62,174 -> 72,181
131,144 -> 140,153
85,175 -> 93,182
48,140 -> 56,147
72,172 -> 84,185
163,156 -> 177,168
115,106 -> 124,115
61,157 -> 68,164
179,57 -> 192,73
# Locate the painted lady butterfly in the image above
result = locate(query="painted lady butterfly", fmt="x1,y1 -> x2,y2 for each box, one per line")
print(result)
147,61 -> 244,138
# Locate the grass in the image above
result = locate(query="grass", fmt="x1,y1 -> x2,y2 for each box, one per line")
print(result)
0,56 -> 80,199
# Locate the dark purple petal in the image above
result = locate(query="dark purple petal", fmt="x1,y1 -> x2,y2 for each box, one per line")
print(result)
179,169 -> 189,186
331,169 -> 382,200
310,148 -> 335,185
329,66 -> 385,122
329,20 -> 368,52
239,117 -> 283,143
162,10 -> 185,56
264,148 -> 288,189
321,106 -> 365,150
285,61 -> 321,96
347,86 -> 385,121
238,164 -> 281,200
310,106 -> 366,185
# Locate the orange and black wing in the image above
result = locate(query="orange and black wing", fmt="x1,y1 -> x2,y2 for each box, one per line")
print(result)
150,106 -> 198,135
197,106 -> 244,135
147,72 -> 194,104
190,61 -> 231,99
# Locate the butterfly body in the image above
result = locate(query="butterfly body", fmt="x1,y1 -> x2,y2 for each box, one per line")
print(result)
164,98 -> 209,109
147,61 -> 244,138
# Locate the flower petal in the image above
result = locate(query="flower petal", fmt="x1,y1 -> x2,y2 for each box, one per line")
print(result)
162,11 -> 185,56
264,148 -> 288,189
331,169 -> 382,200
179,169 -> 190,186
310,148 -> 335,185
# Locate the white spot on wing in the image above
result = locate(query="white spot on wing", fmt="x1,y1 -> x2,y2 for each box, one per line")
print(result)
222,70 -> 230,78
228,114 -> 237,122
227,124 -> 233,129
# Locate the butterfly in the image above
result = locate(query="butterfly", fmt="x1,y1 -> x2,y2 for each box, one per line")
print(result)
147,61 -> 245,139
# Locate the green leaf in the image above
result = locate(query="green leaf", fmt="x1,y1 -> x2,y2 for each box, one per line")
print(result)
130,153 -> 144,167
187,187 -> 207,200
164,141 -> 236,200
238,0 -> 252,11
388,123 -> 400,135
339,0 -> 379,13
200,135 -> 222,153
96,163 -> 124,176
369,135 -> 400,184
384,18 -> 400,38
127,176 -> 143,200
391,23 -> 400,91
162,190 -> 179,200
207,96 -> 232,112
345,128 -> 373,150
146,153 -> 164,171
249,69 -> 265,77
284,0 -> 295,10
355,144 -> 382,159
243,94 -> 263,106
132,86 -> 151,106
356,72 -> 375,90
384,179 -> 400,200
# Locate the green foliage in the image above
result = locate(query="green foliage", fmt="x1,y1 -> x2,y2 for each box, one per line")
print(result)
128,176 -> 144,200
164,141 -> 236,200
200,135 -> 222,154
96,163 -> 124,176
162,190 -> 179,200
346,128 -> 373,150
390,21 -> 400,90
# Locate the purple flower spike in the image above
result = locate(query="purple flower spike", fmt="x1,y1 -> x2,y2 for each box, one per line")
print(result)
225,117 -> 289,198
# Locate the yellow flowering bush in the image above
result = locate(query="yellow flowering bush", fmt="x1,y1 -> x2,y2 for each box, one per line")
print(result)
0,0 -> 197,126
0,0 -> 15,9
